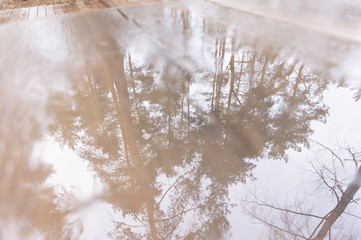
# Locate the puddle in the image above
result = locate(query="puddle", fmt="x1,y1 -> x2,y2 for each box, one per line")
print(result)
0,2 -> 361,239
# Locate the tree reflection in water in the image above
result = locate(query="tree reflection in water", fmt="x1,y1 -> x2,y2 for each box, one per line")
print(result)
0,80 -> 67,239
241,143 -> 361,240
46,9 -> 333,239
1,3 -> 360,240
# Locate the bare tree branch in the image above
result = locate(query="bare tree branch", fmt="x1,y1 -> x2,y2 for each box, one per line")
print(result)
310,140 -> 344,168
155,206 -> 200,222
240,199 -> 324,219
156,169 -> 191,208
251,213 -> 308,240
313,166 -> 361,240
344,211 -> 361,220
311,162 -> 340,203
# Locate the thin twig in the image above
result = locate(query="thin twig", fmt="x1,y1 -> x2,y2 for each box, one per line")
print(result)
156,169 -> 191,208
155,206 -> 200,222
344,211 -> 361,220
240,199 -> 323,219
310,140 -> 344,168
252,214 -> 308,240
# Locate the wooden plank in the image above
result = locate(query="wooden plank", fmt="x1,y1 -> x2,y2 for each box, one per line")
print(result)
46,5 -> 55,16
75,1 -> 89,11
90,0 -> 106,9
107,0 -> 122,7
38,6 -> 46,18
8,8 -> 21,22
116,0 -> 130,7
28,7 -> 37,19
83,1 -> 96,9
97,0 -> 111,8
19,8 -> 30,21
0,9 -> 12,24
54,4 -> 64,15
64,2 -> 80,13
104,0 -> 118,7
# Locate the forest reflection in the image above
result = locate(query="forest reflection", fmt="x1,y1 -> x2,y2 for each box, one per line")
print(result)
45,9 -> 332,239
1,4 -> 359,240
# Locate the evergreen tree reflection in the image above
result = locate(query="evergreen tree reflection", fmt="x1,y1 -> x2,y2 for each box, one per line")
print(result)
48,30 -> 330,238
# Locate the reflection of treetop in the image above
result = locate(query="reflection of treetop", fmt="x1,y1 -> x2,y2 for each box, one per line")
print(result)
47,11 -> 330,240
48,48 -> 329,239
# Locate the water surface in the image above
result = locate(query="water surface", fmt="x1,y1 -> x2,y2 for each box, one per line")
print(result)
1,2 -> 361,239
